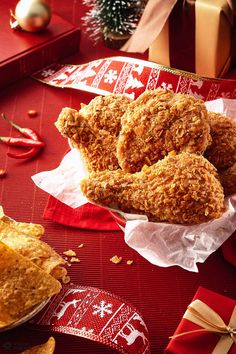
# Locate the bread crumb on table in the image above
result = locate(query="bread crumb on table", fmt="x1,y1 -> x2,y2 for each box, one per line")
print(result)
63,249 -> 76,257
70,257 -> 80,263
110,255 -> 122,264
126,260 -> 134,265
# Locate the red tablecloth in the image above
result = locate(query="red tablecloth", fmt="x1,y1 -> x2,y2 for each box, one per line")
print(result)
0,1 -> 236,353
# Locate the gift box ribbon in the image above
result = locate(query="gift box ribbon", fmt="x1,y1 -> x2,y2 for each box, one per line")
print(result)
29,284 -> 151,354
171,299 -> 236,353
122,0 -> 235,54
122,0 -> 235,76
33,56 -> 236,101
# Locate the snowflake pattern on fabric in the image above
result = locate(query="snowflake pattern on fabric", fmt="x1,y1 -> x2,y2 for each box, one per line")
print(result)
92,300 -> 113,318
41,69 -> 55,77
161,82 -> 173,90
126,75 -> 144,90
33,57 -> 236,101
104,69 -> 118,84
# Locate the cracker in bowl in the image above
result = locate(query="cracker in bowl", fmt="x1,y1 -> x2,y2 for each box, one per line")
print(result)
0,242 -> 61,330
0,207 -> 67,282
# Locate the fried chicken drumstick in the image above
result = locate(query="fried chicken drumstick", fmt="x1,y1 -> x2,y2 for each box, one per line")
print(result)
55,94 -> 130,172
55,107 -> 119,172
117,88 -> 211,173
81,152 -> 225,224
79,94 -> 131,136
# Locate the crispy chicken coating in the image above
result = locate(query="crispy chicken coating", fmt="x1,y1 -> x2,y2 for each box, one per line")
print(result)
55,107 -> 119,172
79,94 -> 131,136
219,163 -> 236,196
117,88 -> 211,173
204,112 -> 236,170
81,152 -> 225,224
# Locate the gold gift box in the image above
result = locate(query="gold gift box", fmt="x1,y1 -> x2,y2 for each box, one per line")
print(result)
149,0 -> 234,78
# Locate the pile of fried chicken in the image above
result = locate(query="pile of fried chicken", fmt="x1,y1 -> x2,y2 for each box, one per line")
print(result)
55,89 -> 236,225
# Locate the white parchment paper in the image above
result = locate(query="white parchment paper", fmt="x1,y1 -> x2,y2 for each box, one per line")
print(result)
32,98 -> 236,272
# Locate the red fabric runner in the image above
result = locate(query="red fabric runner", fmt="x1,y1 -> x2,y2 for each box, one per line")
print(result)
44,197 -> 120,231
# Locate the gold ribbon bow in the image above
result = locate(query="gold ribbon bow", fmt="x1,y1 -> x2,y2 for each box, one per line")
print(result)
171,299 -> 236,353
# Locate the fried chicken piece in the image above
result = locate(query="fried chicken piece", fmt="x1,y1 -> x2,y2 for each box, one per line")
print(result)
55,107 -> 119,172
117,88 -> 211,173
219,163 -> 236,196
204,112 -> 236,170
79,94 -> 131,136
81,152 -> 225,224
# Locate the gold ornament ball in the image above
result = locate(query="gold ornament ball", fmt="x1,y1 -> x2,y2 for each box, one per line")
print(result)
14,0 -> 51,32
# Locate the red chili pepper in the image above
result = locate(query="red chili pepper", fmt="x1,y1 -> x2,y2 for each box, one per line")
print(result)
28,109 -> 38,118
0,136 -> 45,147
1,113 -> 44,160
7,149 -> 41,159
1,113 -> 42,141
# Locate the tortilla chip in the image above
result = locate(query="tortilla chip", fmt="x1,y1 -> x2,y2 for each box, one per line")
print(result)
21,337 -> 56,354
7,221 -> 44,238
0,242 -> 61,328
0,232 -> 67,280
0,220 -> 21,237
0,206 -> 44,238
0,207 -> 67,282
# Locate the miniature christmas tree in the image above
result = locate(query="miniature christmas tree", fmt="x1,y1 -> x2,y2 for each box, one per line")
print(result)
83,0 -> 147,48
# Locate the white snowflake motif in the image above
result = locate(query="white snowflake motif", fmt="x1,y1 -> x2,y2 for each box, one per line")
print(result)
41,69 -> 55,77
92,300 -> 113,318
161,82 -> 173,90
104,70 -> 118,84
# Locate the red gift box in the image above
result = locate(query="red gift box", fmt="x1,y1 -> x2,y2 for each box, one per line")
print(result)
165,287 -> 236,353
